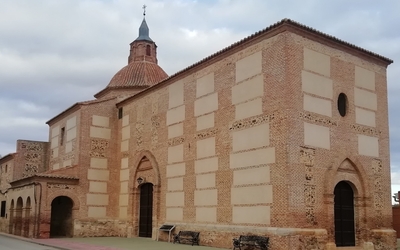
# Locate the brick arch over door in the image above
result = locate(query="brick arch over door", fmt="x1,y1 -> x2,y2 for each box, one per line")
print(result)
130,150 -> 161,187
324,155 -> 369,197
46,191 -> 80,210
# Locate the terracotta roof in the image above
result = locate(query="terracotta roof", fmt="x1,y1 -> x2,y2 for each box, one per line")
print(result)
10,173 -> 79,183
0,153 -> 16,163
116,18 -> 393,107
107,61 -> 168,88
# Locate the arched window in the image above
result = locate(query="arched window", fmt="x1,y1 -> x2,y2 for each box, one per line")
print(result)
146,45 -> 151,56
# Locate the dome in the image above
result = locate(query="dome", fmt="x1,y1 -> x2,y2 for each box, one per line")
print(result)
107,61 -> 168,88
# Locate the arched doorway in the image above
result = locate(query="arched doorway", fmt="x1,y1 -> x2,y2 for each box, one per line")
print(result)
15,197 -> 23,236
139,183 -> 153,238
24,197 -> 31,237
50,196 -> 73,238
334,181 -> 355,246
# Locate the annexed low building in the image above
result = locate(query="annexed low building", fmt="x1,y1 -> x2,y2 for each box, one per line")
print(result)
0,16 -> 396,250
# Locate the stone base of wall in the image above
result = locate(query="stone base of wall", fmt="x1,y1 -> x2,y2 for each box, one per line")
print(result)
73,219 -> 130,237
157,224 -> 397,250
157,224 -> 329,249
370,229 -> 397,250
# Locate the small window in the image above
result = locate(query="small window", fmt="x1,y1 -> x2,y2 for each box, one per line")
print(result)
118,107 -> 123,119
0,201 -> 6,217
60,127 -> 65,145
337,93 -> 348,117
146,45 -> 151,56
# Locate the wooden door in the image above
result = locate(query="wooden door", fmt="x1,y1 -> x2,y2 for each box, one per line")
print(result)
334,181 -> 355,246
139,183 -> 153,237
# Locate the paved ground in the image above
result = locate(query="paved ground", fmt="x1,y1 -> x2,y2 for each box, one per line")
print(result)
0,234 -> 60,250
0,233 -> 226,250
0,232 -> 399,249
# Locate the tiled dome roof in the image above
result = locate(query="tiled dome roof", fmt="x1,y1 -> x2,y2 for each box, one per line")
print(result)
107,61 -> 168,88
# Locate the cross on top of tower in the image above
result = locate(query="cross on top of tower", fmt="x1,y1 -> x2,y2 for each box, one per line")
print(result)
143,4 -> 146,16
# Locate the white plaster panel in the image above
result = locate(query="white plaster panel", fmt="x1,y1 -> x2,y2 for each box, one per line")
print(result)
196,73 -> 214,98
166,105 -> 185,126
354,87 -> 377,111
166,163 -> 186,177
121,140 -> 128,152
194,92 -> 218,117
197,137 -> 215,159
304,123 -> 330,150
233,166 -> 270,186
166,192 -> 184,207
120,181 -> 128,193
196,207 -> 217,223
232,124 -> 269,152
303,94 -> 332,117
196,173 -> 216,189
232,75 -> 264,105
169,80 -> 184,109
167,177 -> 183,191
86,194 -> 109,205
168,123 -> 183,139
358,135 -> 379,157
122,115 -> 129,127
119,207 -> 127,219
355,66 -> 375,91
303,48 -> 330,77
120,169 -> 129,181
236,51 -> 262,83
356,107 -> 376,127
88,169 -> 110,181
196,113 -> 214,131
51,137 -> 59,149
51,125 -> 60,138
235,98 -> 263,120
230,147 -> 275,169
121,157 -> 128,169
66,116 -> 76,130
168,144 -> 184,164
119,194 -> 129,206
166,208 -> 183,221
88,207 -> 106,218
89,181 -> 107,193
231,185 -> 272,204
63,159 -> 72,168
232,206 -> 270,224
194,189 -> 217,206
52,163 -> 60,170
90,158 -> 108,169
65,141 -> 73,153
92,115 -> 109,127
302,71 -> 333,99
194,157 -> 219,173
90,127 -> 111,139
122,126 -> 130,140
66,127 -> 76,142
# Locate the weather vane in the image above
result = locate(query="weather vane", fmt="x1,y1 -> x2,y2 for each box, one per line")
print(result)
143,4 -> 146,16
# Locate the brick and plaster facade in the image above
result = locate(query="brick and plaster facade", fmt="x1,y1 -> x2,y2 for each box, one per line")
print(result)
0,18 -> 396,249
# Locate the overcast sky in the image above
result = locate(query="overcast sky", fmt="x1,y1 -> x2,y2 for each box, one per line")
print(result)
0,0 -> 399,200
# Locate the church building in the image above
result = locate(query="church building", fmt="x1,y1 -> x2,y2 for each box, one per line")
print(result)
0,12 -> 396,250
